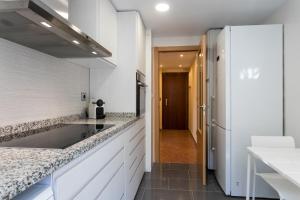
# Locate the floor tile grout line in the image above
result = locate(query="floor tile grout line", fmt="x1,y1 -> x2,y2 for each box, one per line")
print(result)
137,164 -> 230,200
139,188 -> 145,200
142,187 -> 223,193
191,190 -> 195,200
188,168 -> 192,179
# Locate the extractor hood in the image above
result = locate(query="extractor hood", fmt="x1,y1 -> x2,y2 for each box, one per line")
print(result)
0,0 -> 112,58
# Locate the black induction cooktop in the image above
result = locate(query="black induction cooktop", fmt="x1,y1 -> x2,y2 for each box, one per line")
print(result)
0,124 -> 114,149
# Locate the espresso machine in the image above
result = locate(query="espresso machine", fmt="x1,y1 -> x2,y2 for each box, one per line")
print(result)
89,99 -> 106,119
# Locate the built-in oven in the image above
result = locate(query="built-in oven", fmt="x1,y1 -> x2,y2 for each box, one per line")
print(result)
136,71 -> 146,116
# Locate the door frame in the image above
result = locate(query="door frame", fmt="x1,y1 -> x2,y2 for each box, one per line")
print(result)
197,35 -> 207,185
152,46 -> 199,163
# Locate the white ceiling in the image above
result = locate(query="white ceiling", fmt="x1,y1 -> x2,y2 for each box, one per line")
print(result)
111,0 -> 287,37
159,51 -> 197,69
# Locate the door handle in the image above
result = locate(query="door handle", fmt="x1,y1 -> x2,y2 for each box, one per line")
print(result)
165,98 -> 168,107
199,104 -> 207,111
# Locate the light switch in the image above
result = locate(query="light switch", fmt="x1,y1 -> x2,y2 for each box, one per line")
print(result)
81,92 -> 87,101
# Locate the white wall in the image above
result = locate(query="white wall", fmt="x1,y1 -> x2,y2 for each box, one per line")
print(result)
90,65 -> 136,113
153,36 -> 200,47
0,39 -> 89,126
263,0 -> 300,147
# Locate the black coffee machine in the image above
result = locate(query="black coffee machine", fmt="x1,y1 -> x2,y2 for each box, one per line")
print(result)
94,99 -> 106,119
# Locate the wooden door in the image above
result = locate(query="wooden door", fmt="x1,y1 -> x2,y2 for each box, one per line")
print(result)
197,35 -> 207,185
162,73 -> 189,130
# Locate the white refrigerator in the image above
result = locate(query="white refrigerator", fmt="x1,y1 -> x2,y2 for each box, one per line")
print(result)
206,29 -> 221,170
213,25 -> 283,198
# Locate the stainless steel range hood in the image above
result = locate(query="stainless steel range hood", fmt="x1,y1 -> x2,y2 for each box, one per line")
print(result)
0,0 -> 112,58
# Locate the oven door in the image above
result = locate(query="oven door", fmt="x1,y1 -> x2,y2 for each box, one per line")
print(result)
136,81 -> 146,116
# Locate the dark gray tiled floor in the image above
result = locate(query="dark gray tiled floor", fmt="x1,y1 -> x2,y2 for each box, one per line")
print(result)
135,163 -> 270,200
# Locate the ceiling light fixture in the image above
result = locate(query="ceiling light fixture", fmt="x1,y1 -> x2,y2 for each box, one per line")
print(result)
155,3 -> 170,12
160,64 -> 163,67
40,21 -> 52,28
179,64 -> 183,68
72,40 -> 80,45
180,54 -> 184,58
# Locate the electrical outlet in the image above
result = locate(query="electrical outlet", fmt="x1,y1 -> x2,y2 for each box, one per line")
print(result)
81,92 -> 87,102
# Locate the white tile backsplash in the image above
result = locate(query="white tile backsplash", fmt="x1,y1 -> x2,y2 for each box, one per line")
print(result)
0,38 -> 89,126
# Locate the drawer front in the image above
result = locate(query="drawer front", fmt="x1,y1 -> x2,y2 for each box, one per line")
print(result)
120,193 -> 126,200
124,119 -> 145,145
127,156 -> 145,200
74,149 -> 124,200
127,127 -> 145,157
14,184 -> 53,200
124,120 -> 146,200
128,137 -> 145,183
53,135 -> 124,200
97,164 -> 125,200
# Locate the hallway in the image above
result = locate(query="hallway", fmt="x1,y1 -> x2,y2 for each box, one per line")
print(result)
160,130 -> 198,164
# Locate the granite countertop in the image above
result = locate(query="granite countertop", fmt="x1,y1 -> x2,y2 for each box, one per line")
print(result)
0,115 -> 139,200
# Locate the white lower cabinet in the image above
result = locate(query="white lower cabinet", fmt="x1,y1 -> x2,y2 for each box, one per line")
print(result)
52,118 -> 145,200
124,119 -> 146,200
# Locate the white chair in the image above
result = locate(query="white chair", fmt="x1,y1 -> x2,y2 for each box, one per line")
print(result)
251,136 -> 300,200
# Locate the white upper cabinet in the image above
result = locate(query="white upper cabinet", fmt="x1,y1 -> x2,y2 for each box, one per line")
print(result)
68,0 -> 98,39
68,0 -> 118,66
40,0 -> 69,19
136,14 -> 146,75
98,0 -> 118,65
118,12 -> 146,74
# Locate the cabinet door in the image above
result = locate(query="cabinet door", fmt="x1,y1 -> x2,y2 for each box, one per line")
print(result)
136,14 -> 146,74
74,150 -> 125,200
53,135 -> 125,200
98,0 -> 118,65
68,0 -> 99,40
68,0 -> 118,66
40,0 -> 68,19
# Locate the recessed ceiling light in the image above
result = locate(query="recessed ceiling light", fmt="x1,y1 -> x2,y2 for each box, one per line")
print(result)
92,51 -> 97,55
180,54 -> 184,58
155,3 -> 170,12
40,22 -> 52,28
179,64 -> 183,68
72,40 -> 80,45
